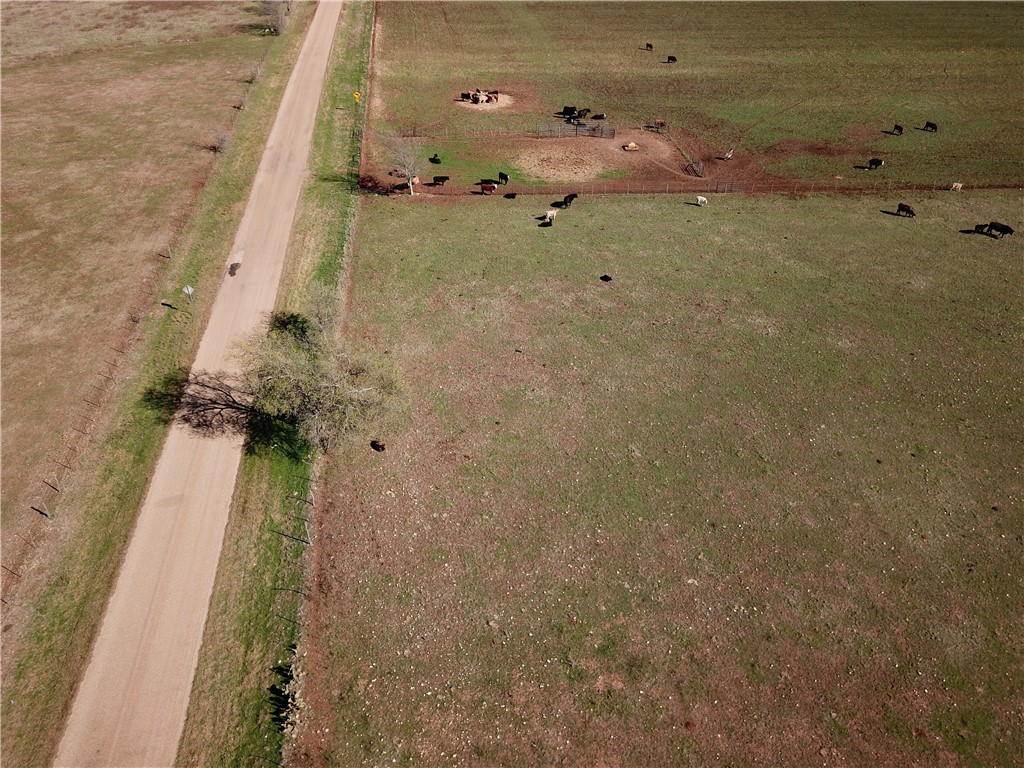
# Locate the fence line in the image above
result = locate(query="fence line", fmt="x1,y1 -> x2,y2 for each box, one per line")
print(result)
407,178 -> 981,198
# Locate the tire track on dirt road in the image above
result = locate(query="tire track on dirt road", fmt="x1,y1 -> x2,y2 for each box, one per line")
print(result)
52,3 -> 344,766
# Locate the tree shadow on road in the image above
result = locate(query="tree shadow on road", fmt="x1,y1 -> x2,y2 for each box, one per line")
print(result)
141,368 -> 308,461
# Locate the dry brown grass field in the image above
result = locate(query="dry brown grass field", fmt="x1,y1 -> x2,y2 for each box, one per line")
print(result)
1,2 -> 271,579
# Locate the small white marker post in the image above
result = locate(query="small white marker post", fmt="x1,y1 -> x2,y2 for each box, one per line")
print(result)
183,285 -> 195,302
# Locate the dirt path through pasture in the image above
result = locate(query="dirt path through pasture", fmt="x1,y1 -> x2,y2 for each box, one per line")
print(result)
52,3 -> 343,766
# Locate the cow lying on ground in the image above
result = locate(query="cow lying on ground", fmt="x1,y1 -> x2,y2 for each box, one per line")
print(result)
592,113 -> 606,120
897,203 -> 915,217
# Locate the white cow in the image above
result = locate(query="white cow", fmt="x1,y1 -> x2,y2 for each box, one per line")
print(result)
950,182 -> 963,192
696,196 -> 708,206
544,209 -> 558,223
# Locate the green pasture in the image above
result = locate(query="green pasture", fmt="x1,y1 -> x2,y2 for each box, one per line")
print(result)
373,2 -> 1024,185
317,189 -> 1023,766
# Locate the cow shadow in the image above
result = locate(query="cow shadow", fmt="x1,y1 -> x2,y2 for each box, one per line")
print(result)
715,155 -> 729,161
503,192 -> 517,199
961,226 -> 998,238
684,201 -> 703,207
550,200 -> 568,209
880,210 -> 903,217
853,164 -> 871,171
477,178 -> 500,186
880,129 -> 901,136
538,220 -> 553,228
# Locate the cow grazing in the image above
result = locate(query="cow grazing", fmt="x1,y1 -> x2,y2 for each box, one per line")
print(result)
544,209 -> 558,223
645,42 -> 653,51
592,113 -> 607,120
987,221 -> 1014,238
897,203 -> 915,217
480,183 -> 497,195
666,55 -> 677,63
696,196 -> 708,206
498,171 -> 510,185
924,121 -> 938,132
429,154 -> 441,164
867,158 -> 885,170
893,123 -> 904,135
950,182 -> 963,192
432,175 -> 450,186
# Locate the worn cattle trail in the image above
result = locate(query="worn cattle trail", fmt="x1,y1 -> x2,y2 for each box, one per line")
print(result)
53,3 -> 343,766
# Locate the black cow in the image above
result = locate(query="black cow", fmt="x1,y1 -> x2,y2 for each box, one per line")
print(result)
667,55 -> 677,63
480,183 -> 497,195
577,108 -> 591,118
975,223 -> 990,235
867,158 -> 885,170
432,175 -> 450,186
987,221 -> 1014,238
924,121 -> 938,132
893,123 -> 904,135
563,193 -> 578,207
592,113 -> 606,120
498,171 -> 510,185
645,42 -> 653,51
429,153 -> 441,164
897,203 -> 915,217
461,92 -> 471,101
560,105 -> 577,116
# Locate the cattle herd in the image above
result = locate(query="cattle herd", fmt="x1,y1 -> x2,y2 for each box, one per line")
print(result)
380,88 -> 1013,240
460,88 -> 500,104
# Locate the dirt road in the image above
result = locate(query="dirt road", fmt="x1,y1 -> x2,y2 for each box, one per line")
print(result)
53,3 -> 343,766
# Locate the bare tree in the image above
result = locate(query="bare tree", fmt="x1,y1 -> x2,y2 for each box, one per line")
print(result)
382,132 -> 425,196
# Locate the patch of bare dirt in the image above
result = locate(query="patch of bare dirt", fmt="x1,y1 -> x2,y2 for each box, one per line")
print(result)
513,128 -> 684,183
